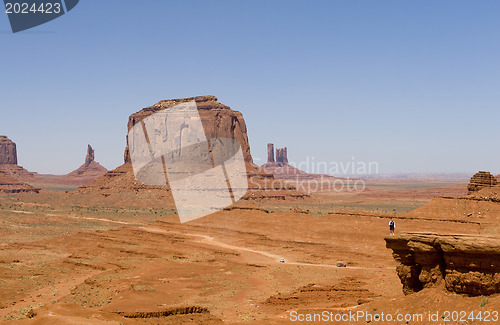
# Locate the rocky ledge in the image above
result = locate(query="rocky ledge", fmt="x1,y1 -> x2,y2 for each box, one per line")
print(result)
385,233 -> 500,296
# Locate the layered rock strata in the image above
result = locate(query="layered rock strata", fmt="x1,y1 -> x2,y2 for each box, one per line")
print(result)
124,96 -> 252,165
468,171 -> 497,193
385,233 -> 500,296
0,170 -> 39,193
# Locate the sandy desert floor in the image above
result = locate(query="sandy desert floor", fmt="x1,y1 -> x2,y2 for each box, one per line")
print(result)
0,180 -> 498,324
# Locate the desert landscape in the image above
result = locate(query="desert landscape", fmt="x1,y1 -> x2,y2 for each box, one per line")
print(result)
0,96 -> 498,324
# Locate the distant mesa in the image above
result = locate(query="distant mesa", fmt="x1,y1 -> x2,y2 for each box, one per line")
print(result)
261,143 -> 339,181
0,138 -> 108,192
264,143 -> 289,167
0,136 -> 40,193
403,169 -> 500,227
467,171 -> 497,194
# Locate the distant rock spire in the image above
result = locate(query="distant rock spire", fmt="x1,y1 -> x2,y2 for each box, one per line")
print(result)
276,147 -> 288,166
267,143 -> 275,163
85,144 -> 95,165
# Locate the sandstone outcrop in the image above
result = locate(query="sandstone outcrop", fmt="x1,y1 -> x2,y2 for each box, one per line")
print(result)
264,144 -> 289,167
0,136 -> 17,165
276,147 -> 288,166
0,170 -> 40,193
65,144 -> 108,185
385,233 -> 500,296
124,96 -> 252,165
267,143 -> 275,163
403,170 -> 500,224
85,144 -> 95,165
0,141 -> 107,189
261,143 -> 341,184
79,96 -> 309,203
468,171 -> 497,193
0,136 -> 40,193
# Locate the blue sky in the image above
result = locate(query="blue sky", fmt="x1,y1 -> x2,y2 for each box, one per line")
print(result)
1,1 -> 499,175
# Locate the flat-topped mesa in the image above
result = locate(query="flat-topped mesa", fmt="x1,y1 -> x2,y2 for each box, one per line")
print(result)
0,136 -> 18,165
85,144 -> 95,165
468,171 -> 497,193
124,96 -> 253,165
385,233 -> 500,296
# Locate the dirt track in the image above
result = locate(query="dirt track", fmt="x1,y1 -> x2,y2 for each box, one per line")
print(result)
0,187 -> 498,324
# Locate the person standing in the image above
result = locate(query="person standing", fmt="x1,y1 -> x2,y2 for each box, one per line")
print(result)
389,219 -> 395,235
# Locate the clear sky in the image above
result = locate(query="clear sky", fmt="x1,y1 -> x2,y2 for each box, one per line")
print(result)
1,1 -> 499,175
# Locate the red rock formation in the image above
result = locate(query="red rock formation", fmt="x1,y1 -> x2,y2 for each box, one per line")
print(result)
468,171 -> 497,193
0,136 -> 18,165
0,138 -> 106,189
0,136 -> 40,193
65,144 -> 108,185
124,96 -> 252,165
0,170 -> 40,193
276,147 -> 288,166
261,144 -> 343,184
267,143 -> 275,163
85,144 -> 95,165
385,233 -> 500,296
80,96 -> 309,203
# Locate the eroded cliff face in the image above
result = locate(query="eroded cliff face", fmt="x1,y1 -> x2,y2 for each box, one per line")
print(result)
385,233 -> 500,296
0,136 -> 17,165
123,96 -> 253,165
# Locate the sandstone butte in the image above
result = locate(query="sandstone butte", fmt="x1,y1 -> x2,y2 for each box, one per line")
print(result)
0,136 -> 40,193
0,135 -> 108,190
77,96 -> 309,203
261,142 -> 343,181
0,135 -> 17,165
